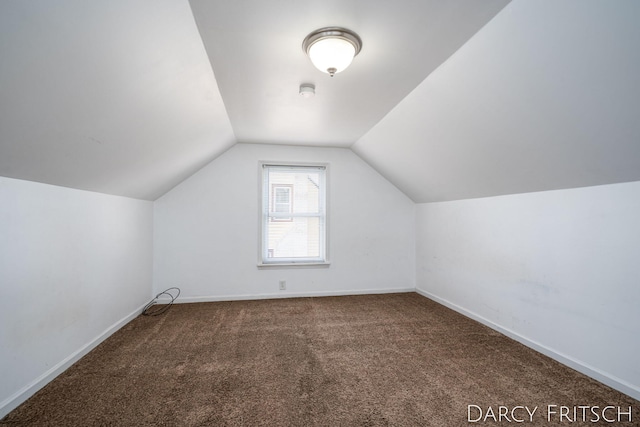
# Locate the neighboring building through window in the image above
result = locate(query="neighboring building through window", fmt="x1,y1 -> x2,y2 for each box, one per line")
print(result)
260,163 -> 327,265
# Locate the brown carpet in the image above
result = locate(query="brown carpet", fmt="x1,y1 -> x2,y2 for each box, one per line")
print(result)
1,293 -> 637,426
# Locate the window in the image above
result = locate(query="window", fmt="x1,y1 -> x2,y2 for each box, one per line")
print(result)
271,185 -> 292,221
260,163 -> 328,265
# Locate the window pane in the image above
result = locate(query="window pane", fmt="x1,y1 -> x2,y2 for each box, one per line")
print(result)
262,164 -> 326,264
268,171 -> 320,214
266,216 -> 320,259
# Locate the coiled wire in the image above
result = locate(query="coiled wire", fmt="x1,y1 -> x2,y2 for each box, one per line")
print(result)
141,287 -> 181,316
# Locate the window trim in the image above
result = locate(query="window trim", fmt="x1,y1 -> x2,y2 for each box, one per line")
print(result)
258,161 -> 330,268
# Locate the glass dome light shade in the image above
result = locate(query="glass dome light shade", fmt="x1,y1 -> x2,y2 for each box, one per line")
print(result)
308,37 -> 356,76
302,27 -> 362,77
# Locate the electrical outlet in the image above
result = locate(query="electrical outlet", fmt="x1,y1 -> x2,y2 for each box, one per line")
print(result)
279,280 -> 286,290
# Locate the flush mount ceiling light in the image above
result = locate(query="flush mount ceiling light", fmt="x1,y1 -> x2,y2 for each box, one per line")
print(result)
302,27 -> 362,77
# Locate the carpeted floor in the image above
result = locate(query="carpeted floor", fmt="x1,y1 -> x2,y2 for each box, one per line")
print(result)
1,293 -> 637,426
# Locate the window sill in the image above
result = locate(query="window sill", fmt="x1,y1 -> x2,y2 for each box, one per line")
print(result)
257,262 -> 331,269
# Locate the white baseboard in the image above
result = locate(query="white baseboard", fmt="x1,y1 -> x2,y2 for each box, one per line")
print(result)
415,288 -> 640,402
172,287 -> 415,304
0,302 -> 148,419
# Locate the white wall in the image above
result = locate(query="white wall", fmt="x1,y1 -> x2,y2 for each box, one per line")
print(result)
154,143 -> 415,300
416,181 -> 640,400
0,177 -> 153,417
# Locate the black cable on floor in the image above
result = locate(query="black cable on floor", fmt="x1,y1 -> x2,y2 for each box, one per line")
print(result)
141,287 -> 181,316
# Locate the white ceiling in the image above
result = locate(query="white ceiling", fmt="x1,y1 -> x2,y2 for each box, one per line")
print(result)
1,0 -> 639,203
189,0 -> 509,146
353,0 -> 640,202
0,0 -> 234,200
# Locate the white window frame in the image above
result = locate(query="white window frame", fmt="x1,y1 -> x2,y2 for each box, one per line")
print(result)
258,162 -> 329,267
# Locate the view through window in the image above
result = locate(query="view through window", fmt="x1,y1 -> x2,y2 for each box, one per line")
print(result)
261,164 -> 327,265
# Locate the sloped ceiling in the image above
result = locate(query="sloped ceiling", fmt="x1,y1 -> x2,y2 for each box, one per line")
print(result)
0,0 -> 235,200
1,1 -> 639,203
353,0 -> 640,203
0,0 -> 508,200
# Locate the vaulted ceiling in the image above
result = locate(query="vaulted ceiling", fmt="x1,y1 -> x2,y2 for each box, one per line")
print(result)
0,0 -> 234,200
353,0 -> 640,202
1,0 -> 639,202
